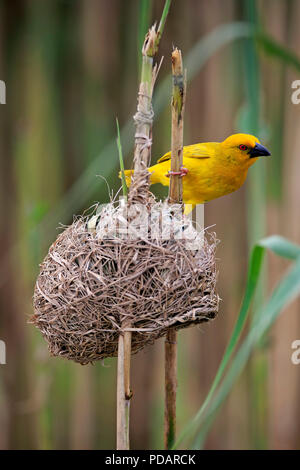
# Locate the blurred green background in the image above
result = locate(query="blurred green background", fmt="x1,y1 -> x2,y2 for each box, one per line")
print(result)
0,0 -> 300,450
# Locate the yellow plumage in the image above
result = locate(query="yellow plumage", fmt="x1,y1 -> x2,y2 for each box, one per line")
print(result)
122,134 -> 270,210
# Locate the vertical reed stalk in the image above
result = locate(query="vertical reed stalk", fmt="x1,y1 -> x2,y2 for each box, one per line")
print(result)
165,48 -> 186,450
116,333 -> 129,449
116,0 -> 172,450
243,0 -> 268,449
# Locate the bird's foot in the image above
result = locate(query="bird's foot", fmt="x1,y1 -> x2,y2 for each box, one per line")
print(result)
166,166 -> 189,178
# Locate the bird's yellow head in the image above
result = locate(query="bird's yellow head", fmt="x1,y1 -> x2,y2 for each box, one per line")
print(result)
221,133 -> 271,167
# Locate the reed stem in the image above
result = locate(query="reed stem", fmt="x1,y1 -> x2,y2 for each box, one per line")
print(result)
165,48 -> 186,450
116,0 -> 172,450
116,333 -> 129,449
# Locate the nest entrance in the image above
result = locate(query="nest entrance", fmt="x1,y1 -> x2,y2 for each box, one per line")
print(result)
32,202 -> 219,365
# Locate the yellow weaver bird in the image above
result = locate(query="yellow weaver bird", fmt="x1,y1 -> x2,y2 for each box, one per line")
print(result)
122,133 -> 270,212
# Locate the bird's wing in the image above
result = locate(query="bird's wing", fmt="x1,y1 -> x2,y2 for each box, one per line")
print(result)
156,143 -> 216,163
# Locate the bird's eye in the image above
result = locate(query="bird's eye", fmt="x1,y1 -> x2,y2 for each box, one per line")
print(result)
239,144 -> 248,151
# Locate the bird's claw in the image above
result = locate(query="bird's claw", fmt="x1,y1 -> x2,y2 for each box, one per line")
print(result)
166,166 -> 188,178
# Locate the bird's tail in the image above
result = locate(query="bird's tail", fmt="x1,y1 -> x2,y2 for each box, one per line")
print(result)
119,169 -> 134,188
184,204 -> 196,215
119,169 -> 196,216
119,168 -> 155,187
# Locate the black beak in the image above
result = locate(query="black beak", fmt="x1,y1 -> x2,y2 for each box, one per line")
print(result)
249,142 -> 271,158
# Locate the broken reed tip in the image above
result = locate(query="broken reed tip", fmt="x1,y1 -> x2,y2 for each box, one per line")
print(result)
171,48 -> 182,74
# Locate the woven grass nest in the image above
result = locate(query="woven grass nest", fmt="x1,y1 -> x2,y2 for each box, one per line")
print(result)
32,199 -> 219,365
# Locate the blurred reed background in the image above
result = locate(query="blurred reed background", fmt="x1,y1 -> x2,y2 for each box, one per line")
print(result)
0,0 -> 300,450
